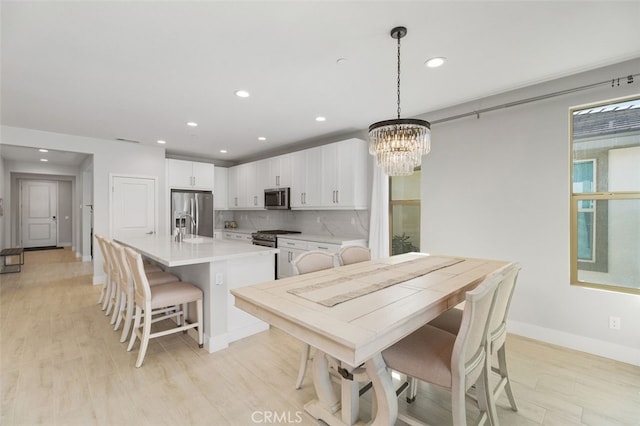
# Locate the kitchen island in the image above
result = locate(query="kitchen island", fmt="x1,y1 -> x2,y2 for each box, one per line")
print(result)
115,234 -> 278,353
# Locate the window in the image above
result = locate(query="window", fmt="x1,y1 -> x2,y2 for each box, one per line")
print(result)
389,169 -> 421,255
570,96 -> 640,294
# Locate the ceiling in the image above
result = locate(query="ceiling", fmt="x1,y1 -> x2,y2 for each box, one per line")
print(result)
2,1 -> 640,166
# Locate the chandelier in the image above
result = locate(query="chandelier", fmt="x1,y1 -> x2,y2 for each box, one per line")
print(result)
369,26 -> 431,176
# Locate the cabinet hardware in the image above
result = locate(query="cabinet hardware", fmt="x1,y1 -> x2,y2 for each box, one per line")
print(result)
335,190 -> 339,203
317,246 -> 328,250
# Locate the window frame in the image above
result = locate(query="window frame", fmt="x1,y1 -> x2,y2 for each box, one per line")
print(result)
388,168 -> 421,256
569,95 -> 640,295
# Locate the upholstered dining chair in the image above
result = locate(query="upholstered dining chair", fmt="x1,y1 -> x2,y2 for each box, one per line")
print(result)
94,234 -> 111,309
107,240 -> 180,342
124,246 -> 203,368
291,250 -> 336,389
337,245 -> 371,266
426,263 -> 522,422
382,271 -> 503,426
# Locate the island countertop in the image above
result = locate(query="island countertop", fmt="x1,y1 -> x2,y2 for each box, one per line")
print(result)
115,234 -> 279,267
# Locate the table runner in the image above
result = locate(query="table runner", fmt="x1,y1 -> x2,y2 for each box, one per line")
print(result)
287,256 -> 464,307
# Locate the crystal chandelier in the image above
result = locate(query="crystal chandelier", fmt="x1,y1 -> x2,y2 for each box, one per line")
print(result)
369,26 -> 431,176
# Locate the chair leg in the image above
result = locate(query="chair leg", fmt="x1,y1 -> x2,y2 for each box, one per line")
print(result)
479,352 -> 498,426
120,295 -> 134,343
497,345 -> 518,411
114,292 -> 125,331
101,274 -> 111,311
135,307 -> 152,368
110,288 -> 121,325
196,298 -> 203,348
97,282 -> 106,305
406,376 -> 417,403
451,378 -> 468,426
295,343 -> 311,389
127,306 -> 141,352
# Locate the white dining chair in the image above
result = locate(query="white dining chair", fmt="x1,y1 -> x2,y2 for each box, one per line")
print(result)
124,247 -> 203,367
94,234 -> 111,309
382,270 -> 503,426
291,250 -> 336,389
426,263 -> 522,423
337,245 -> 371,266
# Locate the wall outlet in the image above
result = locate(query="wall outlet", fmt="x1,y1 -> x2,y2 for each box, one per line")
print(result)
609,316 -> 621,330
215,272 -> 223,285
351,217 -> 356,225
316,217 -> 320,223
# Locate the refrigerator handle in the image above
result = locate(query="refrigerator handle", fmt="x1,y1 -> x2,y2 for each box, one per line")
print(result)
194,195 -> 199,236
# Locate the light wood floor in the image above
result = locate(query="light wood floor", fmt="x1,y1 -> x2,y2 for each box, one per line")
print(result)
1,248 -> 638,425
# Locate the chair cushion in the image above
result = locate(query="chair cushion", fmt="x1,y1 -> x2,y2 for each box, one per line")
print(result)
146,271 -> 179,286
150,281 -> 203,309
382,325 -> 456,388
428,307 -> 463,335
143,263 -> 162,273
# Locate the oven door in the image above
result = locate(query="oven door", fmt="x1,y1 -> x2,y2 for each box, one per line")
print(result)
252,239 -> 276,248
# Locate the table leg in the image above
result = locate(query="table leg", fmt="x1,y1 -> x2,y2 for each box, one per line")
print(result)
341,365 -> 359,425
311,350 -> 340,414
365,353 -> 397,426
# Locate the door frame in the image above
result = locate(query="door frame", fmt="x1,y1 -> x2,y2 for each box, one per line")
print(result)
108,174 -> 159,239
18,179 -> 59,248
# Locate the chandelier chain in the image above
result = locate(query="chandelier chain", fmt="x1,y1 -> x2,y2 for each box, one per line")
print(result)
397,34 -> 401,119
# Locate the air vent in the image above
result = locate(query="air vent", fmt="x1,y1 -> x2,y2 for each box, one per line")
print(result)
115,138 -> 140,144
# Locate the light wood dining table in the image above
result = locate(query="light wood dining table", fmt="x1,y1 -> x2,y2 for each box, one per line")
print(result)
231,252 -> 510,425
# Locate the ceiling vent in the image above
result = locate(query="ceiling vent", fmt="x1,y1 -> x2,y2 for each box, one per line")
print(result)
115,137 -> 140,144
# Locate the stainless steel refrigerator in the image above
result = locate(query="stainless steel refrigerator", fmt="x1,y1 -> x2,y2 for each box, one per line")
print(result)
171,190 -> 214,237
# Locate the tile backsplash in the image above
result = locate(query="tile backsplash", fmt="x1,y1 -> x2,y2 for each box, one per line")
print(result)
216,209 -> 369,239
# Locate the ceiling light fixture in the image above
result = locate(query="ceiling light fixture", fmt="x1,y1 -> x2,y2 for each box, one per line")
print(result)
368,26 -> 431,176
315,116 -> 326,122
220,149 -> 228,153
258,137 -> 267,141
425,57 -> 446,68
157,140 -> 166,144
187,121 -> 198,127
235,90 -> 250,98
39,149 -> 49,153
40,158 -> 48,162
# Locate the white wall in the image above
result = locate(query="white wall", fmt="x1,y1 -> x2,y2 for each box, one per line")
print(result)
419,58 -> 640,365
0,127 -> 167,282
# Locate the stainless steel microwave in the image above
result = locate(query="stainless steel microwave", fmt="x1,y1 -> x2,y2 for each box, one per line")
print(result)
264,187 -> 291,210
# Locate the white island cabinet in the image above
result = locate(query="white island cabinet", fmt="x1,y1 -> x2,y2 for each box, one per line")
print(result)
115,234 -> 278,353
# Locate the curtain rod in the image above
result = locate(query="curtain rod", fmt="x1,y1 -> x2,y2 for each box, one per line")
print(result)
430,73 -> 639,125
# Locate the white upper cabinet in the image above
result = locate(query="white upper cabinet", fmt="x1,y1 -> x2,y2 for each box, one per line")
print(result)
214,167 -> 228,210
267,154 -> 291,188
290,146 -> 322,208
229,160 -> 268,209
319,138 -> 369,209
227,166 -> 239,208
167,159 -> 214,190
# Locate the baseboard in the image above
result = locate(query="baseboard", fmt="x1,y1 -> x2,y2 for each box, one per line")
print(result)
228,321 -> 269,344
82,255 -> 92,262
508,320 -> 640,366
59,242 -> 71,247
93,274 -> 105,286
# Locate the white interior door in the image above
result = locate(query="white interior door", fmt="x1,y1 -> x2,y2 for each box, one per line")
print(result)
111,176 -> 156,239
20,180 -> 58,248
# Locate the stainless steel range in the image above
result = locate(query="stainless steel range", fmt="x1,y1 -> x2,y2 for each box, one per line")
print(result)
252,230 -> 302,279
251,230 -> 301,248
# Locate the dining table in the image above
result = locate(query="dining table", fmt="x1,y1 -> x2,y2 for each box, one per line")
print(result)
231,252 -> 510,425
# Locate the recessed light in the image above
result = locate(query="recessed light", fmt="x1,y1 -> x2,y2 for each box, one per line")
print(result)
157,140 -> 166,144
38,149 -> 49,153
315,116 -> 326,122
40,158 -> 48,162
187,121 -> 198,127
425,57 -> 446,68
258,137 -> 267,141
220,149 -> 228,154
336,58 -> 347,65
235,90 -> 250,98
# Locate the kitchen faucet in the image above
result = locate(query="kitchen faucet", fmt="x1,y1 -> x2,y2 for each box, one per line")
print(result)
181,213 -> 196,235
